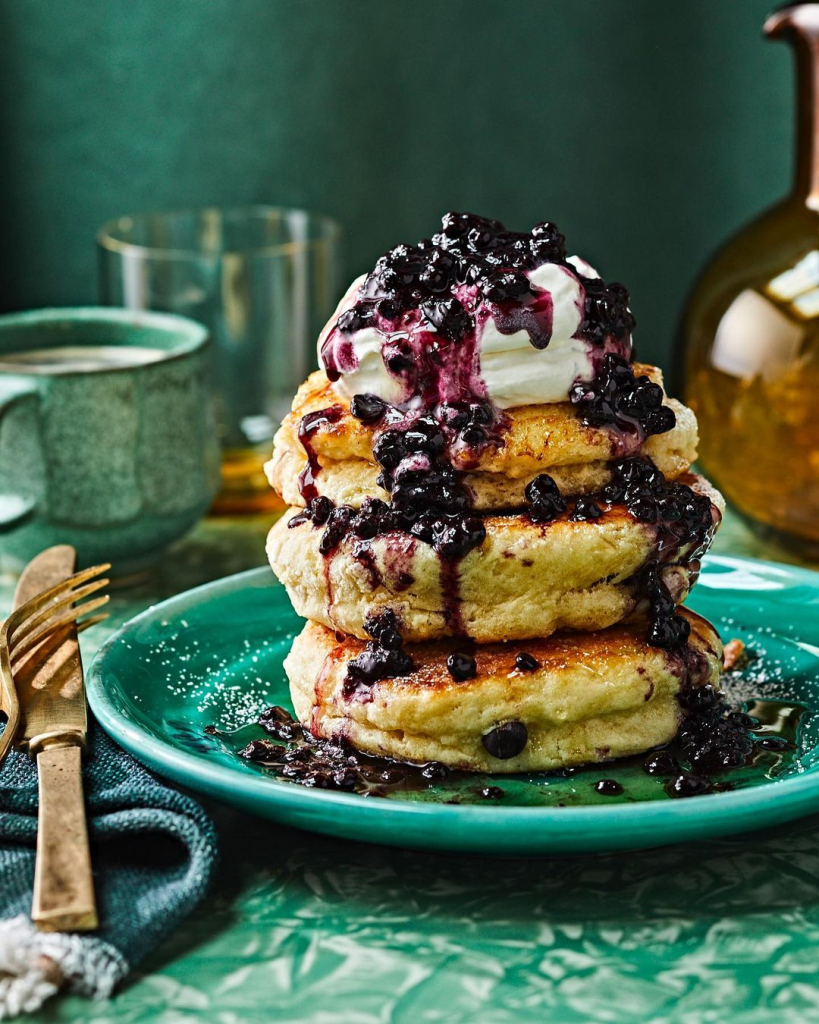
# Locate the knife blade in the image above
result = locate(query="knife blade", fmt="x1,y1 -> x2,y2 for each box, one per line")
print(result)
13,544 -> 98,932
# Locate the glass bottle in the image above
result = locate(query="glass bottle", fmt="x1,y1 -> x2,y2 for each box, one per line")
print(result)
681,3 -> 819,555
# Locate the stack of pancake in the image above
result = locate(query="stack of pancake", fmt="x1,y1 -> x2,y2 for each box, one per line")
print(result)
265,214 -> 725,773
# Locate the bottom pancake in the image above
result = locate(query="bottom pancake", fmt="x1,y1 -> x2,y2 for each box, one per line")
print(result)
285,610 -> 723,773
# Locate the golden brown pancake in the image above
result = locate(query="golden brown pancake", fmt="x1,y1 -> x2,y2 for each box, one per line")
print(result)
285,610 -> 723,773
267,474 -> 723,644
266,367 -> 698,511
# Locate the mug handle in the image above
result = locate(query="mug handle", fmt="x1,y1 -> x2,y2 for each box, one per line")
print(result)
0,379 -> 40,531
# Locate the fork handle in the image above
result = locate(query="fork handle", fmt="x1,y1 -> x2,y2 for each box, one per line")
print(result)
32,743 -> 98,932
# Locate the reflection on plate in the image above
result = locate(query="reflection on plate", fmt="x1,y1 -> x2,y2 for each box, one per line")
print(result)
87,555 -> 819,855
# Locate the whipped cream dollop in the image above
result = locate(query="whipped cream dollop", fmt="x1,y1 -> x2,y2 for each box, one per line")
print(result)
319,215 -> 634,411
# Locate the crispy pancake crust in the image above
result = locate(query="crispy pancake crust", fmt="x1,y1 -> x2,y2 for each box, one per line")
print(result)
267,474 -> 723,644
266,367 -> 698,510
285,611 -> 723,773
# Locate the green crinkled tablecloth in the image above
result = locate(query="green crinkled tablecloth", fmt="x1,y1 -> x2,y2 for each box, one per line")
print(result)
19,511 -> 819,1024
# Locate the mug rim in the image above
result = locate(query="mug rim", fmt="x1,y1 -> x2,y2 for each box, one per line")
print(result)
0,307 -> 209,377
96,204 -> 342,261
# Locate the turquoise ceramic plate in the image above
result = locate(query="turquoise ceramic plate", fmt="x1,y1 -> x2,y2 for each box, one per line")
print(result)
87,555 -> 819,855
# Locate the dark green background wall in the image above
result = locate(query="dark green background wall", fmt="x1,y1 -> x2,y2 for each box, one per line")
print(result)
0,0 -> 793,369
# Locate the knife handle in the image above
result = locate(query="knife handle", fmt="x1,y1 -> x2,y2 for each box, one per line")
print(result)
32,743 -> 98,932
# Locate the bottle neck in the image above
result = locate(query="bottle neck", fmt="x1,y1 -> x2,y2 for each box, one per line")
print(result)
767,4 -> 819,209
793,30 -> 819,206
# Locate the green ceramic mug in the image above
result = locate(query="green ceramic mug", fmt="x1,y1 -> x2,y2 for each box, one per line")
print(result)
0,308 -> 220,571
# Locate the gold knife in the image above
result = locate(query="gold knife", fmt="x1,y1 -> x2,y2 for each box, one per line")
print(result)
14,545 -> 98,932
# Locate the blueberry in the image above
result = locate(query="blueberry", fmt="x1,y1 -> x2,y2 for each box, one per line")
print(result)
432,516 -> 486,559
529,222 -> 567,262
481,271 -> 531,303
392,453 -> 434,483
568,497 -> 602,522
447,651 -> 476,681
350,393 -> 387,424
468,402 -> 493,425
309,495 -> 334,525
373,430 -> 406,470
318,505 -> 354,554
648,613 -> 691,650
337,308 -> 366,333
595,779 -> 624,796
420,251 -> 456,293
482,721 -> 528,760
352,513 -> 379,539
384,348 -> 413,374
460,425 -> 487,447
525,474 -> 566,522
643,406 -> 677,435
364,610 -> 404,650
423,297 -> 471,343
679,683 -> 720,712
627,497 -> 658,523
402,429 -> 444,454
438,403 -> 470,430
665,773 -> 711,798
259,705 -> 300,741
642,750 -> 679,776
515,652 -> 539,672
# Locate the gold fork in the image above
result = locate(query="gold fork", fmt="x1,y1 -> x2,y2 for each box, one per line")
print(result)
0,565 -> 110,766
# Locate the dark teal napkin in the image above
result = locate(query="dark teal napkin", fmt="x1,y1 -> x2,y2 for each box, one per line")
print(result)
0,722 -> 217,1017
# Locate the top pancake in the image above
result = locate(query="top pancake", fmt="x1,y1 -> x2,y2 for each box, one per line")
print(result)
267,366 -> 698,511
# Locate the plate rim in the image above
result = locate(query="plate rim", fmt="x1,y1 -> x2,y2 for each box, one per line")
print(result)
87,554 -> 819,834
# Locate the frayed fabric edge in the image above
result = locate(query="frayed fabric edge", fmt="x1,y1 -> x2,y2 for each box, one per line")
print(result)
0,915 -> 128,1019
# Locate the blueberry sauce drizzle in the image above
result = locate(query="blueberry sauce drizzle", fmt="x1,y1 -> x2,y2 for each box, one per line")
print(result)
523,457 -> 718,651
297,407 -> 343,503
290,453 -> 718,684
215,670 -> 795,800
292,407 -> 490,642
342,610 -> 414,699
232,705 -> 456,795
636,678 -> 786,798
570,353 -> 676,443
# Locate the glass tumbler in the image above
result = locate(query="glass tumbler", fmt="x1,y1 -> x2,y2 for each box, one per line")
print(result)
97,206 -> 342,513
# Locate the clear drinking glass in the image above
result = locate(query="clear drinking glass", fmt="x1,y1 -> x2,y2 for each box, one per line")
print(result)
97,206 -> 342,513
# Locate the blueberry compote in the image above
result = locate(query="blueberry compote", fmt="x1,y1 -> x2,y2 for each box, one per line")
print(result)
602,458 -> 716,650
569,353 -> 676,443
343,611 -> 413,699
321,212 -> 635,395
291,409 -> 489,643
523,457 -> 718,652
229,705 -> 458,796
640,678 -> 787,798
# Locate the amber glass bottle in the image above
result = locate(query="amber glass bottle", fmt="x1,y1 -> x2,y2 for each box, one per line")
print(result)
682,3 -> 819,555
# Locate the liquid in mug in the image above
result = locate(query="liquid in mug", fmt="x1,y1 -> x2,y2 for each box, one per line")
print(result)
0,346 -> 167,373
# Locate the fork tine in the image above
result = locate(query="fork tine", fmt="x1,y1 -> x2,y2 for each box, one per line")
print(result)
0,564 -> 110,769
76,613 -> 109,635
9,577 -> 110,649
4,564 -> 111,640
10,612 -> 111,674
9,595 -> 110,664
0,639 -> 20,765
